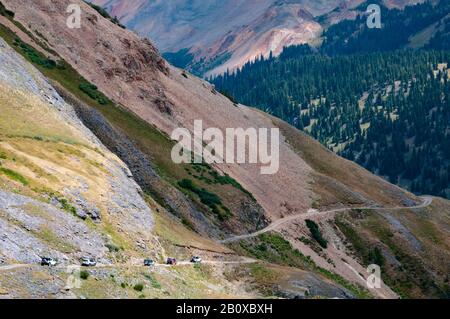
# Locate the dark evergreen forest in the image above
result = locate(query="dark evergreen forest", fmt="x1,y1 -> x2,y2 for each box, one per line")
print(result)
213,3 -> 450,199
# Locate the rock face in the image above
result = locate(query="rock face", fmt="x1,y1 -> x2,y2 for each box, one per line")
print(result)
0,189 -> 108,265
0,36 -> 155,264
92,0 -> 426,75
93,0 -> 334,75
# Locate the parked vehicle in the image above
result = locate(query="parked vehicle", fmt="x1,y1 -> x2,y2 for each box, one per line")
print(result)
41,257 -> 57,267
80,257 -> 97,267
166,258 -> 177,265
190,256 -> 202,264
144,259 -> 155,267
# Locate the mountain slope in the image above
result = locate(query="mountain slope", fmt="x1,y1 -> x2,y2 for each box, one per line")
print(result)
1,0 -> 449,298
321,0 -> 449,54
92,0 -> 427,76
0,35 -> 165,297
92,0 -> 333,76
0,16 -> 297,300
213,49 -> 450,199
0,1 -> 365,299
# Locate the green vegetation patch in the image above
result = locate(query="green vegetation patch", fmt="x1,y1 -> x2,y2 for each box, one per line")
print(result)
0,2 -> 14,18
143,274 -> 162,289
79,82 -> 108,105
335,218 -> 385,267
231,232 -> 372,299
178,179 -> 232,221
249,263 -> 278,283
0,167 -> 29,185
52,197 -> 79,218
133,283 -> 144,292
13,38 -> 57,69
367,218 -> 445,298
305,219 -> 328,249
80,270 -> 90,280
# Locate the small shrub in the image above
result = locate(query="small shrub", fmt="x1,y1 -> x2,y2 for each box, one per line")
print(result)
33,135 -> 44,141
79,82 -> 109,105
305,219 -> 328,249
0,2 -> 14,18
133,283 -> 144,292
79,270 -> 90,280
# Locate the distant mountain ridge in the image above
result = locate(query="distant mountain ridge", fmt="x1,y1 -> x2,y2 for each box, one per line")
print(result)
91,0 -> 425,76
91,0 -> 344,75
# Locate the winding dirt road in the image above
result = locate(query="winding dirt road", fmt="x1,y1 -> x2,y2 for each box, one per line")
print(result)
0,197 -> 432,299
220,196 -> 433,244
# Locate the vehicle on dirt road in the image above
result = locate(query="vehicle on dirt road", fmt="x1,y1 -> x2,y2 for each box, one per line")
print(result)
166,258 -> 177,265
144,259 -> 155,267
41,257 -> 57,267
80,257 -> 97,267
190,256 -> 202,264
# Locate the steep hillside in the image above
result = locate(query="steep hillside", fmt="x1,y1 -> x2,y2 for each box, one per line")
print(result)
0,1 -> 367,300
0,14 -> 337,300
0,36 -> 161,297
213,49 -> 450,199
92,0 -> 427,76
1,0 -> 449,299
92,0 -> 332,75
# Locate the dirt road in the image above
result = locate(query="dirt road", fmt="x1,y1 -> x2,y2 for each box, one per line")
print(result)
220,196 -> 433,244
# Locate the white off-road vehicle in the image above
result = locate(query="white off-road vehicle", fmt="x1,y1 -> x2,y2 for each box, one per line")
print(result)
41,257 -> 57,267
190,256 -> 202,264
80,257 -> 97,267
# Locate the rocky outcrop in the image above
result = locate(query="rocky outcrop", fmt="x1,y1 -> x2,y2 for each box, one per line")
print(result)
93,0 -> 426,75
0,36 -> 156,261
94,0 -> 326,75
0,189 -> 108,265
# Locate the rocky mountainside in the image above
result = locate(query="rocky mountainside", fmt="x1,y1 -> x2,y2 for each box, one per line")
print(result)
0,0 -> 449,299
92,0 -> 426,76
92,0 -> 340,75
